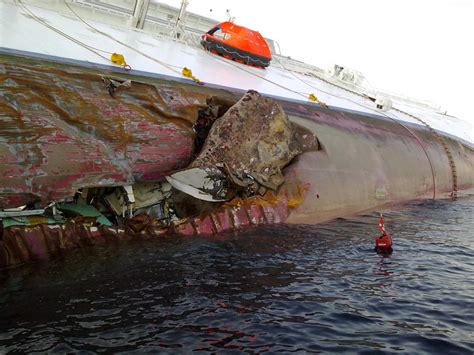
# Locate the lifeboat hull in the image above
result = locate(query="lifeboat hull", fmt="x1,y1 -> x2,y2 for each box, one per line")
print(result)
201,35 -> 271,68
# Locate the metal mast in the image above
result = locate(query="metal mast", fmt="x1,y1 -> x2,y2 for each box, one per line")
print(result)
131,0 -> 151,29
174,0 -> 189,39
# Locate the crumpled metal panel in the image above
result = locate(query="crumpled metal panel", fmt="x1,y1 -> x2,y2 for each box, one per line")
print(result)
0,61 -> 208,208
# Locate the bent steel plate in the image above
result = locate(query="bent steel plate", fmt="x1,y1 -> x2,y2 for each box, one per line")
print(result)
166,166 -> 228,202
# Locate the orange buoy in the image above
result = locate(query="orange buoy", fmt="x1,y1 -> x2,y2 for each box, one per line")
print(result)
375,214 -> 393,254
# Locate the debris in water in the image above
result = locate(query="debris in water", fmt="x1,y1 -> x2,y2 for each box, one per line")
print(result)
58,202 -> 112,226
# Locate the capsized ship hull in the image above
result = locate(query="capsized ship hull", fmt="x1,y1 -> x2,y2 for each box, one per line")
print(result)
283,105 -> 474,223
1,53 -> 473,268
3,54 -> 471,213
1,0 -> 473,268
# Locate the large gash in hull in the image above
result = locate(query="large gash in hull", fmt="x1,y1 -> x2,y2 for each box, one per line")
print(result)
0,55 -> 472,232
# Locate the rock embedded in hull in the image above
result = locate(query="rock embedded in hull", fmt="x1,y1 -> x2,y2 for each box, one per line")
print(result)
170,90 -> 317,200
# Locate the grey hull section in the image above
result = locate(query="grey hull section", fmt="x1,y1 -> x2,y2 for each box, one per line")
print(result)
283,110 -> 473,224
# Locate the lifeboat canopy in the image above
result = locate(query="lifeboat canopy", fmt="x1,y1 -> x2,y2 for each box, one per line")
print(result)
201,22 -> 272,68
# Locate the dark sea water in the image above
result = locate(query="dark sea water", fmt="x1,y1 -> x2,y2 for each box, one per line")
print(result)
1,197 -> 473,354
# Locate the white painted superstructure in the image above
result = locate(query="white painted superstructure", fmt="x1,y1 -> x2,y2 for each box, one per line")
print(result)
0,0 -> 472,145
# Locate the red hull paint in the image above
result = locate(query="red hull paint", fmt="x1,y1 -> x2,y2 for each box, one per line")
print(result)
0,61 -> 207,208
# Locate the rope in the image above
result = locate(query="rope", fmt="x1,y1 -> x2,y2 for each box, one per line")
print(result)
202,48 -> 312,102
17,0 -> 131,70
212,50 -> 438,199
211,41 -> 270,67
17,0 -> 110,62
272,56 -> 454,200
64,1 -> 201,83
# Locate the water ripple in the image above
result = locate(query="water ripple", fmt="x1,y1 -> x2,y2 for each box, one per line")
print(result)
1,197 -> 473,353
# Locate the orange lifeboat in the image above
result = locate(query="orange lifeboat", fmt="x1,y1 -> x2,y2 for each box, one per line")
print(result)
201,22 -> 272,68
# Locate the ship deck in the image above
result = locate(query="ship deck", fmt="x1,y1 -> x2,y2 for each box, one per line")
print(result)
0,1 -> 471,146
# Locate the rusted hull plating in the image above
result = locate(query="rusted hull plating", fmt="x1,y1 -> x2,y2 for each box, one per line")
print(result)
0,61 -> 207,208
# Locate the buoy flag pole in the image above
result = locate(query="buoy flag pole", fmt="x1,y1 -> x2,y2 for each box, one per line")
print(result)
375,212 -> 393,254
379,213 -> 385,233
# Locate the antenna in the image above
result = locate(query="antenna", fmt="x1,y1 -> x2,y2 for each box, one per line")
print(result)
226,9 -> 235,22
